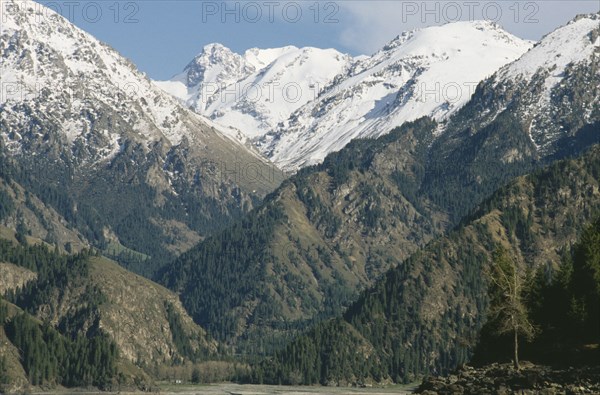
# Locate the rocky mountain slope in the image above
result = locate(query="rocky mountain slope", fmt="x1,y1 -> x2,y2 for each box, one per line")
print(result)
425,12 -> 599,223
261,143 -> 600,385
490,13 -> 599,155
0,0 -> 284,273
0,262 -> 35,296
86,256 -> 218,364
0,174 -> 87,252
417,363 -> 600,395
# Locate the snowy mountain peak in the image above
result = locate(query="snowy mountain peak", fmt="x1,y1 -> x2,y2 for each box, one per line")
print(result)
202,42 -> 229,53
155,44 -> 354,140
155,16 -> 596,172
261,21 -> 533,170
0,0 -> 205,148
243,46 -> 300,69
381,20 -> 520,53
179,43 -> 255,89
191,42 -> 240,69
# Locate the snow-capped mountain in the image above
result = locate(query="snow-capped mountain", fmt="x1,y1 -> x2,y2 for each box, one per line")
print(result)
263,21 -> 533,170
0,0 -> 269,168
157,21 -> 532,171
0,0 -> 283,262
156,44 -> 353,141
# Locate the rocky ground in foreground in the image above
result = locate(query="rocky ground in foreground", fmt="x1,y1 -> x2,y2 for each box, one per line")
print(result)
416,362 -> 600,395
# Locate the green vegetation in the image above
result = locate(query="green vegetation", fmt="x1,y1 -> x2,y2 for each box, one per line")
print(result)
165,301 -> 206,363
4,311 -> 117,388
255,319 -> 376,385
0,239 -> 120,389
0,240 -> 92,318
474,216 -> 600,366
568,218 -> 600,343
0,188 -> 15,221
256,243 -> 482,385
160,203 -> 286,344
159,119 -> 443,353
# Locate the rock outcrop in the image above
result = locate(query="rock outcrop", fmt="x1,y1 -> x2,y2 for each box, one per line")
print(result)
417,363 -> 600,395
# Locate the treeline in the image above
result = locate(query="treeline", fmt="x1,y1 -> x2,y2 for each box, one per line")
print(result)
255,242 -> 482,385
1,306 -> 118,388
159,203 -> 286,344
0,239 -> 120,389
152,360 -> 251,384
254,318 -> 401,385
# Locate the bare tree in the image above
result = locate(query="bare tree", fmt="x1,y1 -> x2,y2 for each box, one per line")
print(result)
487,247 -> 535,370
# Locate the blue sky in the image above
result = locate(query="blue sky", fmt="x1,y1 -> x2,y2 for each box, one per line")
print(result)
35,0 -> 600,80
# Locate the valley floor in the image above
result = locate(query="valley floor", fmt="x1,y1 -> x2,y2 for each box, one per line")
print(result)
28,383 -> 417,395
158,383 -> 417,394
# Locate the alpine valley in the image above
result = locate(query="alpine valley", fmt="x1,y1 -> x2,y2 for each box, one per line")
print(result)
0,0 -> 598,393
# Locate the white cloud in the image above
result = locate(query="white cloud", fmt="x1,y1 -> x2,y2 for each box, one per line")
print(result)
336,1 -> 600,55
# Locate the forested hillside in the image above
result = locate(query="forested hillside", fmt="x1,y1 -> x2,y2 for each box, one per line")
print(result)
0,4 -> 597,391
162,112 -> 599,355
0,243 -> 119,391
160,118 -> 449,353
256,144 -> 600,385
0,228 -> 219,391
158,15 -> 599,353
